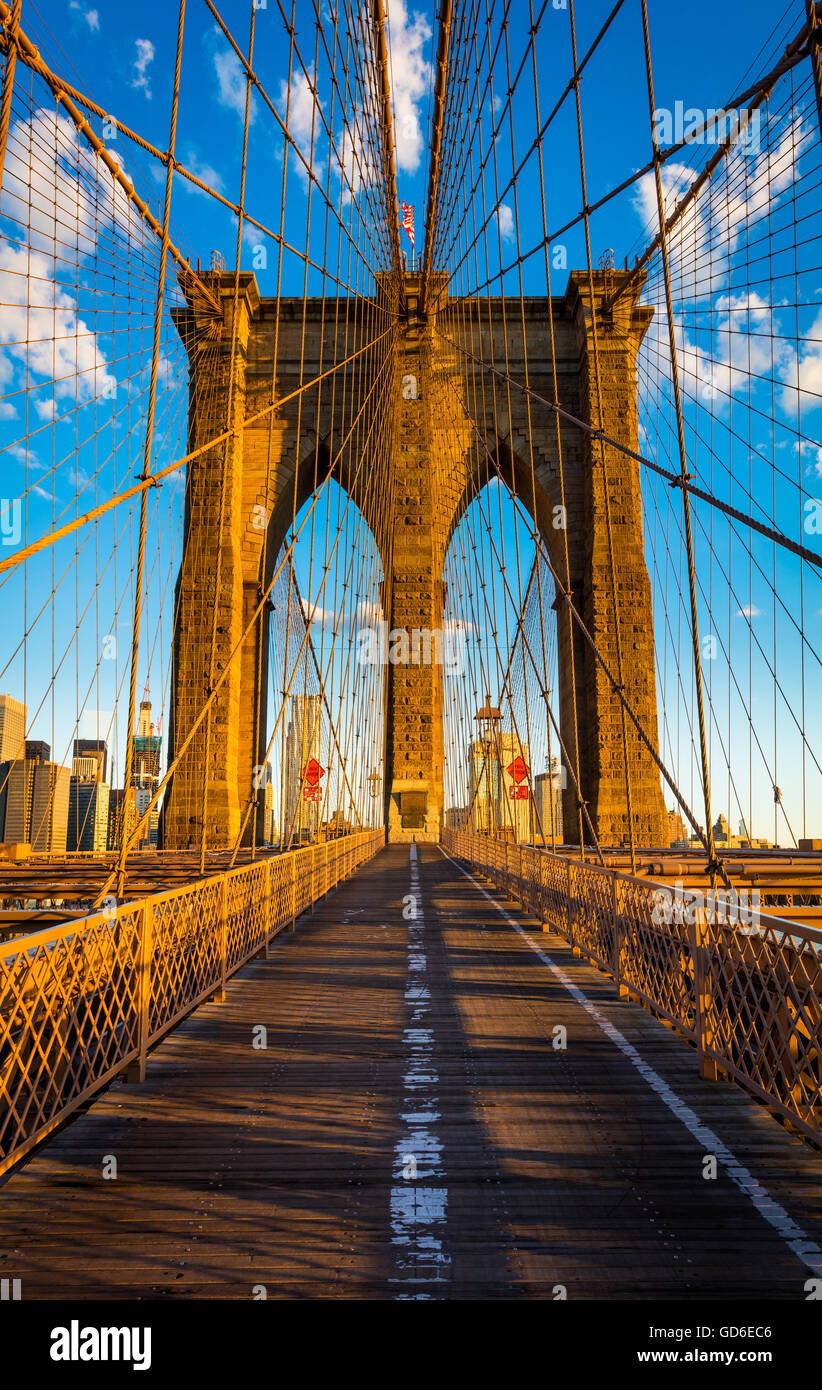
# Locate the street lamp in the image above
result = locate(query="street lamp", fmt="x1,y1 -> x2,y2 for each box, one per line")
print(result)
367,768 -> 381,829
474,693 -> 501,834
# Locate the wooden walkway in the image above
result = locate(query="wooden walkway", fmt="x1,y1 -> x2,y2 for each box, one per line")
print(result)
1,844 -> 821,1299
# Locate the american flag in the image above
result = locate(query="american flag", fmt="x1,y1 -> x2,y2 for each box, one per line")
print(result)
400,202 -> 415,248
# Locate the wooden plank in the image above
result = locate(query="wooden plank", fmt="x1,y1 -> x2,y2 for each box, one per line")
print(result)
0,845 -> 820,1299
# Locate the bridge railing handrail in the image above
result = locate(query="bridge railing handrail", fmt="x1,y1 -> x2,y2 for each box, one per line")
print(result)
0,830 -> 383,1177
443,828 -> 822,1147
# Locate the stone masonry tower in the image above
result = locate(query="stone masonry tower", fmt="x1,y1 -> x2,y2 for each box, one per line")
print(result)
382,275 -> 448,842
162,268 -> 668,851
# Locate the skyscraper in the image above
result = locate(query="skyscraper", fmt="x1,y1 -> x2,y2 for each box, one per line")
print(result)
30,762 -> 70,853
0,694 -> 25,764
284,694 -> 322,846
1,740 -> 52,845
68,737 -> 110,853
72,738 -> 109,784
107,786 -> 137,852
67,780 -> 110,853
132,700 -> 161,790
131,699 -> 162,848
263,776 -> 276,846
535,759 -> 564,845
469,730 -> 532,842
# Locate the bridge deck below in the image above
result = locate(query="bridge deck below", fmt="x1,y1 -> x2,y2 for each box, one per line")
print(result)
1,844 -> 820,1299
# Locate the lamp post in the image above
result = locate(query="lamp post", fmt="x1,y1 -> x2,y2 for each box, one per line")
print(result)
474,693 -> 501,834
367,768 -> 381,828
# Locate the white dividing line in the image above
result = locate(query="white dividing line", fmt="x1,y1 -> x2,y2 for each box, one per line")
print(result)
389,843 -> 449,1296
440,846 -> 822,1281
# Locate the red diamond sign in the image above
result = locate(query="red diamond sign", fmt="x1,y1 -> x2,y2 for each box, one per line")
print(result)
303,758 -> 325,786
506,756 -> 529,784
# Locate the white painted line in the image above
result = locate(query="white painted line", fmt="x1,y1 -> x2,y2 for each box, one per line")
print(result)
390,845 -> 449,1294
439,845 -> 822,1279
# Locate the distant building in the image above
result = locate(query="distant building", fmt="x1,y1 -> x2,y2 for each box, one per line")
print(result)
707,812 -> 773,851
132,700 -> 161,791
129,700 -> 161,847
668,808 -> 688,845
284,694 -> 322,846
134,788 -> 160,849
469,731 -> 532,842
713,813 -> 732,845
534,759 -> 564,845
68,780 -> 110,853
30,762 -> 70,853
0,741 -> 59,846
108,787 -> 137,852
68,737 -> 111,853
0,759 -> 34,843
0,694 -> 25,763
263,772 -> 276,845
25,740 -> 50,764
72,738 -> 108,783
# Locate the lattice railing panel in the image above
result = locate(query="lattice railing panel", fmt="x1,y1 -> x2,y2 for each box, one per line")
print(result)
225,862 -> 268,972
703,921 -> 822,1132
0,831 -> 382,1175
444,829 -> 822,1145
149,880 -> 223,1035
0,907 -> 142,1167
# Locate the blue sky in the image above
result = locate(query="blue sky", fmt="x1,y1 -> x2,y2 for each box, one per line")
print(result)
0,0 -> 820,843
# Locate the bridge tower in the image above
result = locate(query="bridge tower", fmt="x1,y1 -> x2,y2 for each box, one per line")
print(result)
162,269 -> 668,851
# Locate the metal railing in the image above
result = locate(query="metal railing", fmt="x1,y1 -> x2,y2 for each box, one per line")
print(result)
0,830 -> 383,1176
444,828 -> 822,1146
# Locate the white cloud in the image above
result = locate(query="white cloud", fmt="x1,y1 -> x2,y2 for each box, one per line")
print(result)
634,119 -> 807,301
356,599 -> 383,625
0,109 -> 132,408
779,307 -> 822,416
213,45 -> 253,122
327,0 -> 431,201
0,243 -> 116,405
792,439 -> 822,476
132,38 -> 155,100
69,3 -> 100,31
332,107 -> 377,205
278,74 -> 326,185
182,150 -> 225,198
7,443 -> 43,468
494,203 -> 515,243
635,119 -> 822,422
737,605 -> 762,617
301,597 -> 342,631
1,108 -> 137,255
386,0 -> 431,174
673,291 -> 791,406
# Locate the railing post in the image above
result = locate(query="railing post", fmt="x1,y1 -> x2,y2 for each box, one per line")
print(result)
691,904 -> 719,1080
212,874 -> 227,1002
127,899 -> 153,1083
290,852 -> 297,932
611,873 -> 622,991
566,858 -> 575,953
264,858 -> 274,957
